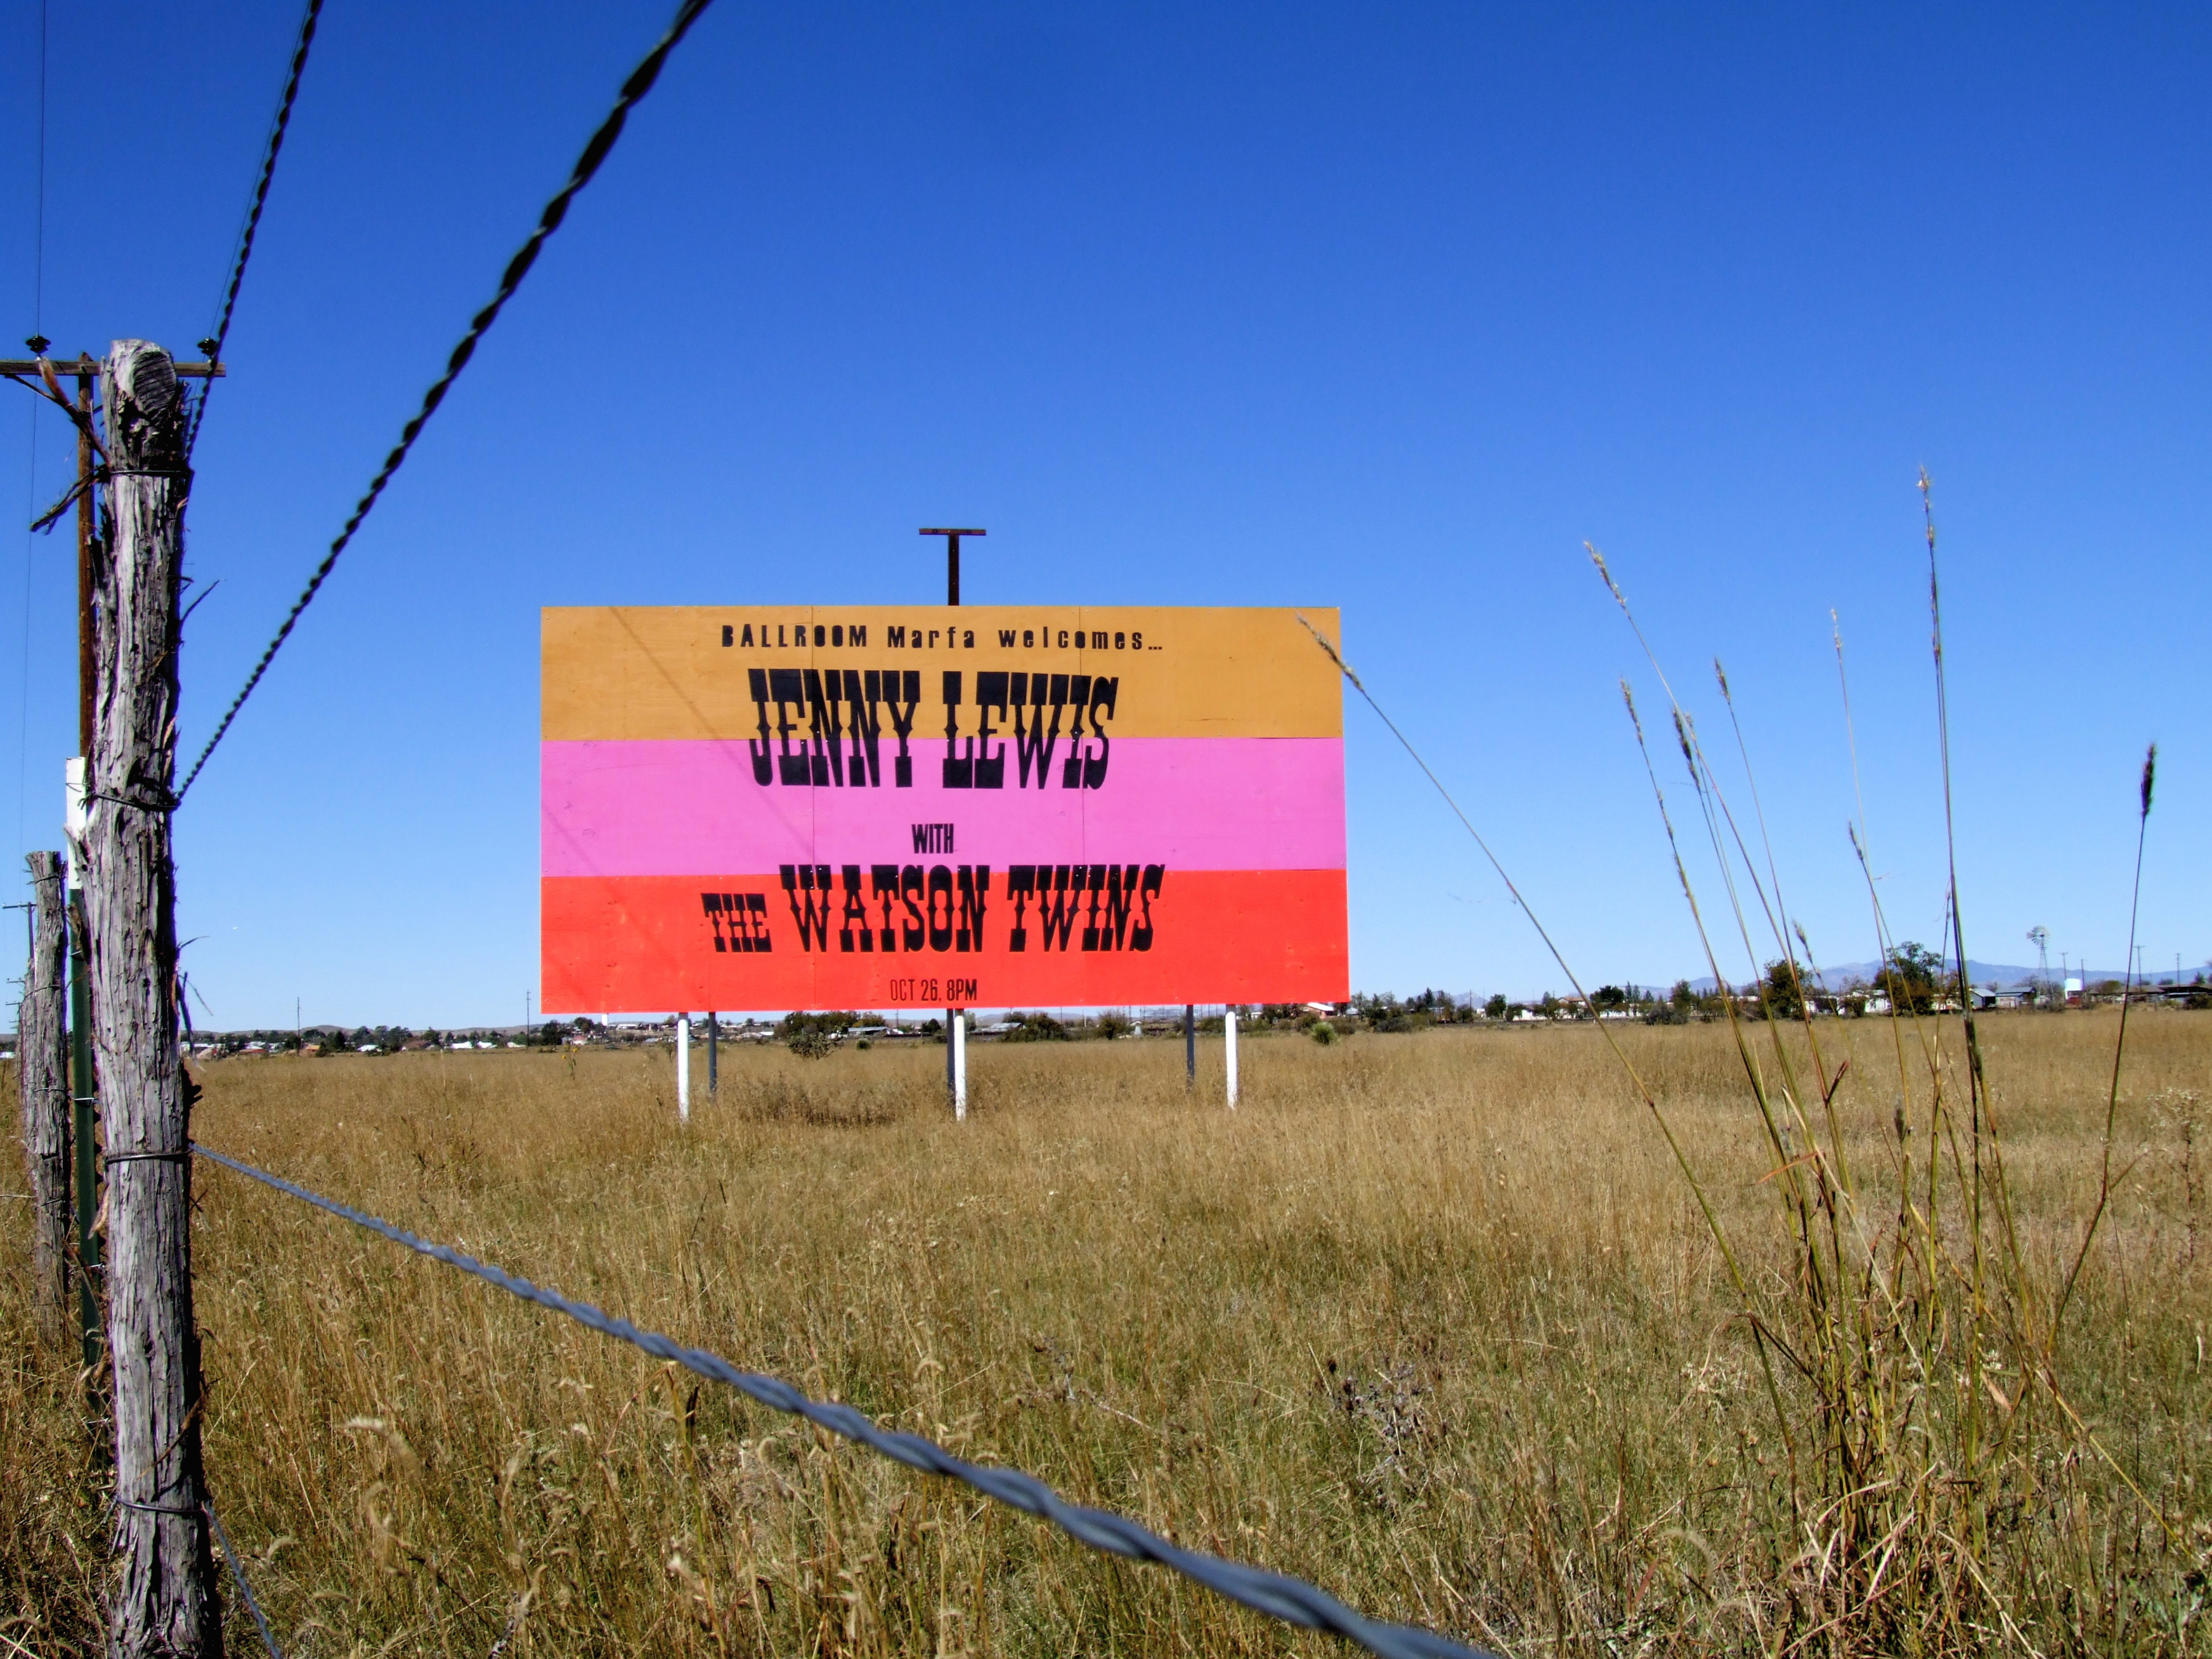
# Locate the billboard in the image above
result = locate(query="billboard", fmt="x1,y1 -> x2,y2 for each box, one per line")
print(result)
541,606 -> 1346,1013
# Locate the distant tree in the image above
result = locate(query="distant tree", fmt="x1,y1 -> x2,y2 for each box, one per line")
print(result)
1755,960 -> 1805,1022
780,1010 -> 861,1039
1001,1012 -> 1072,1043
1592,985 -> 1629,1012
1485,993 -> 1509,1021
1537,992 -> 1562,1020
1877,943 -> 1949,1015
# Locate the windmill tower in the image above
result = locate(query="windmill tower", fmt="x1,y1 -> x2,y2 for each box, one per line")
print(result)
2028,926 -> 2050,1005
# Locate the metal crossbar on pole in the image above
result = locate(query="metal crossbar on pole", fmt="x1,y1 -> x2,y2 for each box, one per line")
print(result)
192,1142 -> 1490,1659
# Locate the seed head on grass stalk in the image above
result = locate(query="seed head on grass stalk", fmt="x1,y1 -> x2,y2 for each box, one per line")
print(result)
2057,741 -> 2156,1334
1294,611 -> 1807,1516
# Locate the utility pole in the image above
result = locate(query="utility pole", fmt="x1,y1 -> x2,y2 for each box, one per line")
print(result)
7,344 -> 221,1404
923,527 -> 983,1110
20,850 -> 70,1348
85,341 -> 221,1655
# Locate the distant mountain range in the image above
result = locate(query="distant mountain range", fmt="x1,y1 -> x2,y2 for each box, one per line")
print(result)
1682,961 -> 2194,993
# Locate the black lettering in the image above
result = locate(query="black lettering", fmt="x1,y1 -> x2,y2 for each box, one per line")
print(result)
814,625 -> 826,647
780,864 -> 834,950
722,624 -> 734,646
900,865 -> 926,951
1060,675 -> 1093,788
746,668 -> 774,784
1096,864 -> 1140,950
748,892 -> 771,952
973,672 -> 1008,788
888,625 -> 907,649
702,891 -> 729,952
803,668 -> 843,786
1022,629 -> 1034,648
963,629 -> 974,647
1080,677 -> 1116,788
941,671 -> 971,788
741,623 -> 755,647
1012,672 -> 1063,789
998,629 -> 1017,647
1036,866 -> 1083,951
956,864 -> 990,951
871,864 -> 901,951
769,667 -> 809,785
843,670 -> 882,787
927,864 -> 956,951
1079,864 -> 1110,951
1131,865 -> 1162,950
838,865 -> 869,951
884,668 -> 921,787
1130,630 -> 1142,649
1006,865 -> 1036,951
850,625 -> 866,646
1057,629 -> 1069,647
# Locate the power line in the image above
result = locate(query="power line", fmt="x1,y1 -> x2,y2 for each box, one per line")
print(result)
17,0 -> 49,862
193,1141 -> 1490,1659
187,0 -> 326,457
178,0 -> 718,800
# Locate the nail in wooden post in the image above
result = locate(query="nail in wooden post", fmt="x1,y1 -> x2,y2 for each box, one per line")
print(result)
89,340 -> 221,1654
20,850 -> 70,1348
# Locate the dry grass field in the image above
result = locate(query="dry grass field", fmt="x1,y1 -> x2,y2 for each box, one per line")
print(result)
4,1011 -> 2209,1657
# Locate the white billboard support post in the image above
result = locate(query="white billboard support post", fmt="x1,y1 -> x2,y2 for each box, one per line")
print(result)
951,1011 -> 968,1121
1225,1008 -> 1239,1109
675,1014 -> 691,1122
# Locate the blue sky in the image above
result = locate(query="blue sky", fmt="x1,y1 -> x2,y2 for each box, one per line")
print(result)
6,2 -> 2206,1026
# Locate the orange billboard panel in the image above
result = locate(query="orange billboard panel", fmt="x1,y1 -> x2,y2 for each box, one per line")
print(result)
542,605 -> 1345,1012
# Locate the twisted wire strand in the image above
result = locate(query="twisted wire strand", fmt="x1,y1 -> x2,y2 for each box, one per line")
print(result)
179,0 -> 717,800
188,0 -> 325,457
192,1142 -> 1488,1659
206,1499 -> 285,1659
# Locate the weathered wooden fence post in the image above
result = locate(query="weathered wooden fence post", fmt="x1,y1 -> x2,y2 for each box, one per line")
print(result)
89,340 -> 221,1656
20,849 -> 71,1348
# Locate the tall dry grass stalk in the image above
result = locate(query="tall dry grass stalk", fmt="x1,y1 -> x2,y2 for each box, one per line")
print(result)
3,1015 -> 2206,1658
1573,490 -> 2189,1656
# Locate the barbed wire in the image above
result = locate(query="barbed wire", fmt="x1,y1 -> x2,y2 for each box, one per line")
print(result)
187,0 -> 325,458
205,1499 -> 285,1659
192,1141 -> 1490,1659
178,0 -> 718,801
